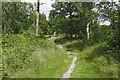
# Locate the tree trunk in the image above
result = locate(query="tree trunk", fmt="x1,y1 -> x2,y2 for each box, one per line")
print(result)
86,22 -> 91,40
86,26 -> 89,40
36,0 -> 40,35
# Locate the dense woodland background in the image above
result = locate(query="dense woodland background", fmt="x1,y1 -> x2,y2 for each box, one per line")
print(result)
1,1 -> 120,78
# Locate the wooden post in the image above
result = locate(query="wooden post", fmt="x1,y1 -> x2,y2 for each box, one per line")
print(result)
36,0 -> 40,35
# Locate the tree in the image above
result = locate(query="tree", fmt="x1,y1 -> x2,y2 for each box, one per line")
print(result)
2,2 -> 35,34
50,2 -> 95,38
36,0 -> 40,35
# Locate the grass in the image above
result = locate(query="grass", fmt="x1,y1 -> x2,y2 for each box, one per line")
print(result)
55,36 -> 118,78
54,36 -> 91,52
0,55 -> 1,79
3,34 -> 118,78
71,46 -> 118,78
9,40 -> 72,78
2,33 -> 73,78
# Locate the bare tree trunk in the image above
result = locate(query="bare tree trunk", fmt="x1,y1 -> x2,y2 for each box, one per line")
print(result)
86,26 -> 89,40
36,0 -> 40,35
86,22 -> 91,40
54,32 -> 56,36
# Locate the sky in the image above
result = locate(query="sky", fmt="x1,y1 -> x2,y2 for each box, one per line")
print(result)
21,0 -> 119,25
21,0 -> 55,20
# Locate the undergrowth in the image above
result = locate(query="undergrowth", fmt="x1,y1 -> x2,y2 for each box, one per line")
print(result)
55,36 -> 118,78
9,40 -> 72,78
2,25 -> 72,78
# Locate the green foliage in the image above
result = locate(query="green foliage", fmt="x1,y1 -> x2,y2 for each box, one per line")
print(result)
2,30 -> 72,78
2,34 -> 32,68
12,43 -> 72,78
95,2 -> 120,56
50,2 -> 120,60
2,29 -> 45,77
2,1 -> 120,78
49,2 -> 97,38
2,2 -> 54,77
71,43 -> 118,78
56,36 -> 118,78
2,2 -> 35,34
39,13 -> 50,35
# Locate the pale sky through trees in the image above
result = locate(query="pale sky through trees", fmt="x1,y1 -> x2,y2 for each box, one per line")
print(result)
21,0 -> 119,25
21,0 -> 55,20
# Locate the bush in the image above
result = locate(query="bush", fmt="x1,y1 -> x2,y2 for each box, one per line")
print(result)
2,24 -> 47,77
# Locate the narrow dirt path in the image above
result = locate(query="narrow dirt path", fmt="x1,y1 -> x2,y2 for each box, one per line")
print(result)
62,56 -> 77,78
48,36 -> 78,78
58,44 -> 78,78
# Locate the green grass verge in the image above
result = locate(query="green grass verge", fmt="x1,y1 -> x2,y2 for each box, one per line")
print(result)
6,37 -> 72,78
71,45 -> 118,78
2,34 -> 72,78
11,46 -> 72,78
55,36 -> 118,78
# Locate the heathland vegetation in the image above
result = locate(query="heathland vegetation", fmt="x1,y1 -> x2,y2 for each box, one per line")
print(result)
1,1 -> 120,78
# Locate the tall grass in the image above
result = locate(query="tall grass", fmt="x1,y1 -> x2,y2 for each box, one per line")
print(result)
12,46 -> 72,78
2,32 -> 72,78
71,44 -> 118,78
55,37 -> 118,78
